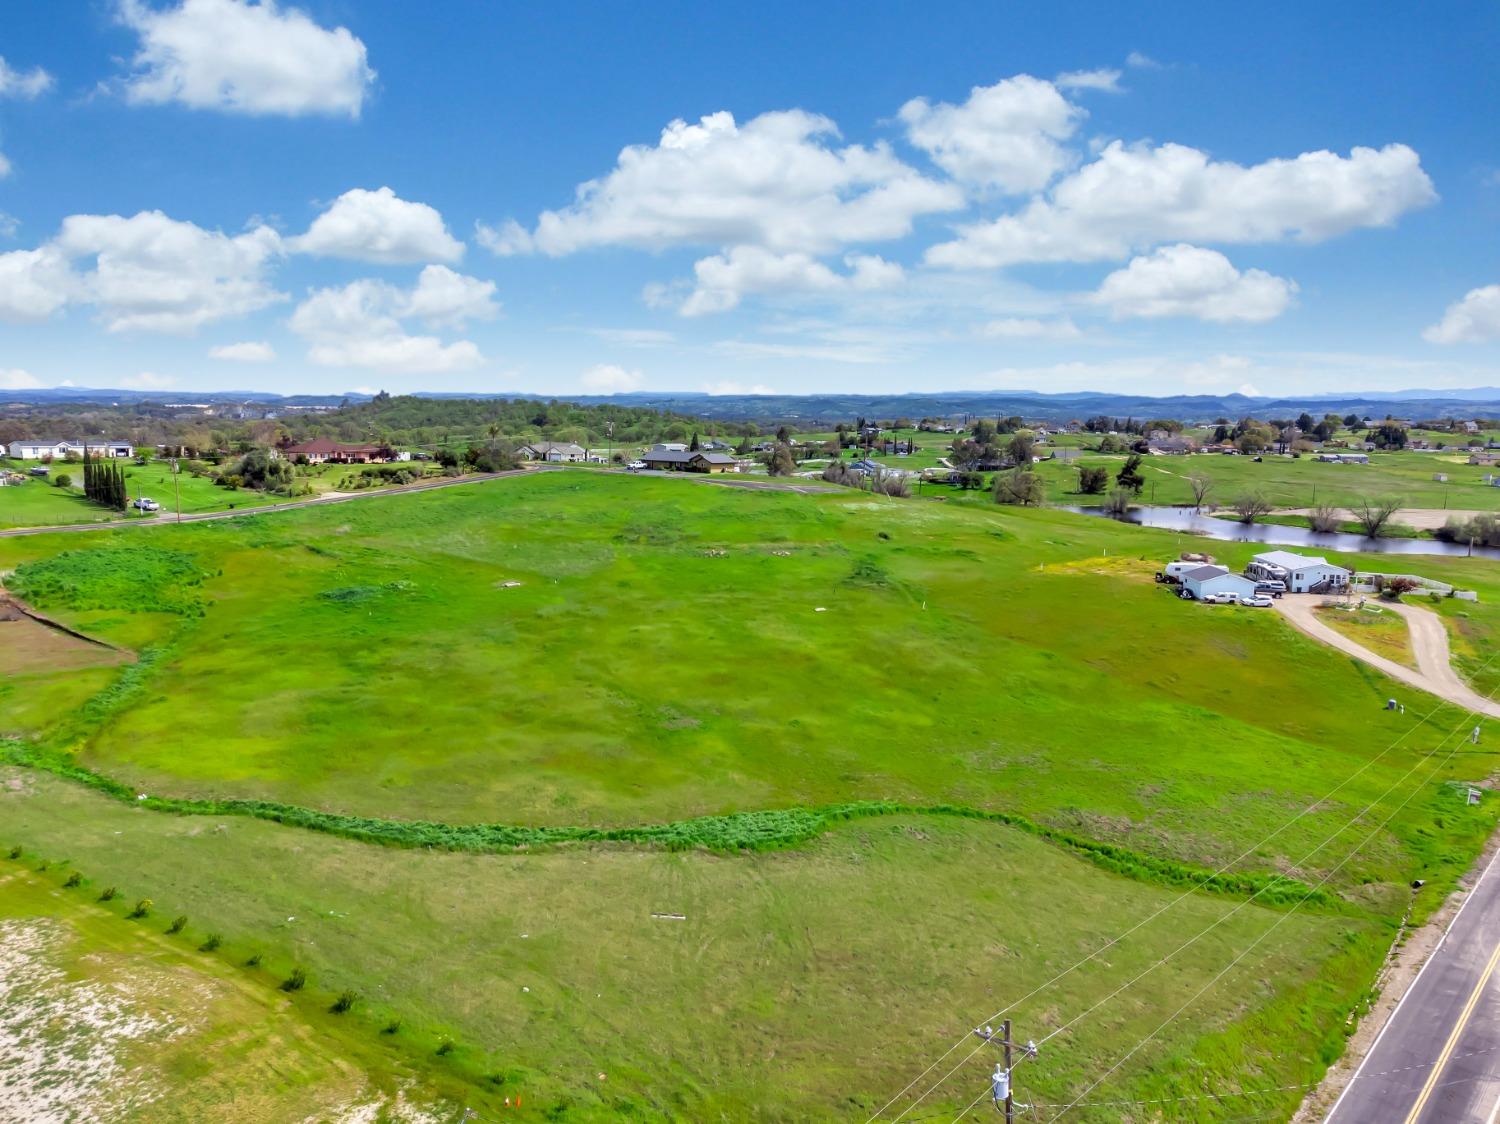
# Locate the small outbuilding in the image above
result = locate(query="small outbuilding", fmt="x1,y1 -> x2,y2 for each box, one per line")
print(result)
1180,565 -> 1258,601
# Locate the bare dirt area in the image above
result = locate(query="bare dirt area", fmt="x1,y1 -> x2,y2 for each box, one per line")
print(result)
0,604 -> 129,677
1282,507 -> 1489,531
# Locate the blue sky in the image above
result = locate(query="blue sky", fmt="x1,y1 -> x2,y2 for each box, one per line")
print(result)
0,0 -> 1497,398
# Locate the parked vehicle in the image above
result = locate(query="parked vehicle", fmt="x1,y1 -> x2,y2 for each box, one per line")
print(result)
626,460 -> 646,471
132,497 -> 161,511
1255,579 -> 1286,593
28,466 -> 48,476
1205,591 -> 1240,604
1239,594 -> 1274,607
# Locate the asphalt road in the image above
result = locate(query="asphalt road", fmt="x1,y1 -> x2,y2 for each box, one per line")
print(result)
1327,843 -> 1500,1123
0,466 -> 543,538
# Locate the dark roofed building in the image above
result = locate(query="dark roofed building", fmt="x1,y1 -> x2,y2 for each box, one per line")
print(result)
638,449 -> 739,473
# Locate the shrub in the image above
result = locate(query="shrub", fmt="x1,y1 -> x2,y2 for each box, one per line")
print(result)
280,967 -> 307,992
1232,493 -> 1273,524
127,898 -> 152,919
199,933 -> 222,952
244,953 -> 262,968
53,473 -> 73,488
330,990 -> 359,1014
63,871 -> 82,888
436,1039 -> 455,1056
166,915 -> 187,934
98,886 -> 117,902
6,845 -> 20,859
1309,504 -> 1342,533
381,1019 -> 402,1035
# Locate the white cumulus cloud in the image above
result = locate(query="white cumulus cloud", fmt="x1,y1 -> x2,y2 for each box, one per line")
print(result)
289,274 -> 485,373
1093,244 -> 1296,323
398,264 -> 497,328
209,340 -> 275,361
676,246 -> 904,316
927,141 -> 1436,269
580,363 -> 643,392
979,316 -> 1082,339
0,57 -> 54,99
490,108 -> 962,257
1423,285 -> 1500,344
115,0 -> 375,118
0,368 -> 43,389
1055,68 -> 1122,93
0,246 -> 75,321
899,74 -> 1083,193
55,210 -> 285,333
292,187 -> 464,264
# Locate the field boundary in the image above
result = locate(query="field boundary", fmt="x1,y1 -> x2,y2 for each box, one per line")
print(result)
0,740 -> 1336,910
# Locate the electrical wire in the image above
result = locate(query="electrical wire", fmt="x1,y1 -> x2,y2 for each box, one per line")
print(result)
875,649 -> 1499,1122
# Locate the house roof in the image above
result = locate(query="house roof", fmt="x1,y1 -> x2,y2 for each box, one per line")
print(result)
641,449 -> 734,464
1253,550 -> 1328,570
523,442 -> 586,455
14,438 -> 130,447
283,439 -> 383,455
1182,564 -> 1230,581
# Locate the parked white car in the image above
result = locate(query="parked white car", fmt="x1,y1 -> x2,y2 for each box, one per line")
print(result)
1239,594 -> 1274,607
1206,591 -> 1240,604
626,460 -> 647,471
132,497 -> 161,512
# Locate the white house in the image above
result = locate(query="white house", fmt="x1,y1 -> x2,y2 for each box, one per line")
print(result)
1246,550 -> 1351,593
1180,564 -> 1258,601
518,442 -> 588,463
6,439 -> 134,460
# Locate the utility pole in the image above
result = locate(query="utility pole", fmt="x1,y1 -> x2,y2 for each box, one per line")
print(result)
1002,1018 -> 1014,1123
171,458 -> 182,523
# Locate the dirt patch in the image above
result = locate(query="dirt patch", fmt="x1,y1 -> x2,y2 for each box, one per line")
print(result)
0,916 -> 178,1122
0,611 -> 129,677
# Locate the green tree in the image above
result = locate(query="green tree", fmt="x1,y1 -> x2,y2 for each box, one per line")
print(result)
690,432 -> 701,451
993,466 -> 1043,506
764,443 -> 797,476
1076,465 -> 1109,494
1115,453 -> 1146,494
53,472 -> 72,489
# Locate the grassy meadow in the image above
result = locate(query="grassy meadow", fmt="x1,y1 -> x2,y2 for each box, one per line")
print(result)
0,456 -> 378,529
2,470 -> 1499,1118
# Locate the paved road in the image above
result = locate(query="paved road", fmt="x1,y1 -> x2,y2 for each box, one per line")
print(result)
1327,843 -> 1500,1123
1273,596 -> 1500,719
0,467 -> 545,538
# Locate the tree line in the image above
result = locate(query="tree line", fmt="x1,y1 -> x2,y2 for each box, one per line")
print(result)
82,455 -> 128,511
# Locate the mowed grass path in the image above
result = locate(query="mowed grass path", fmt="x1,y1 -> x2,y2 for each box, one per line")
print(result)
2,470 -> 1496,895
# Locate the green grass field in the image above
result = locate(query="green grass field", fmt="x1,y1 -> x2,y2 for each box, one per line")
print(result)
2,470 -> 1499,1118
0,457 -> 378,529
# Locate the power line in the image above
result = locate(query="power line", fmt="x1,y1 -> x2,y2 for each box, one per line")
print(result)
1040,699 -> 1493,1121
874,660 -> 1494,1122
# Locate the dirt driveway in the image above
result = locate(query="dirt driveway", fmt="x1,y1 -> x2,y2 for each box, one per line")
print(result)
1273,595 -> 1500,719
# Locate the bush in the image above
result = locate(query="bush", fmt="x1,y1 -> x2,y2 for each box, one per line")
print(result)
330,989 -> 359,1014
436,1039 -> 455,1056
244,953 -> 262,967
98,886 -> 117,902
199,933 -> 222,952
381,1019 -> 402,1035
127,898 -> 152,919
1309,504 -> 1342,533
280,967 -> 307,992
7,845 -> 21,860
53,473 -> 73,488
166,915 -> 187,934
63,871 -> 82,888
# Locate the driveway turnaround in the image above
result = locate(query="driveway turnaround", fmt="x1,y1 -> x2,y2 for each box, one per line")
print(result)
1273,596 -> 1500,720
1326,843 -> 1500,1123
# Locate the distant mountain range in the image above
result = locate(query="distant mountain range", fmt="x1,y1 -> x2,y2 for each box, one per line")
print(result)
5,385 -> 1499,423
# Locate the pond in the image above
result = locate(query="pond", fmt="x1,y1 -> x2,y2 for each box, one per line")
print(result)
1061,505 -> 1500,561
